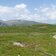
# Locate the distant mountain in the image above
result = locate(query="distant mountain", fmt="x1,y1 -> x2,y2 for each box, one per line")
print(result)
0,20 -> 42,26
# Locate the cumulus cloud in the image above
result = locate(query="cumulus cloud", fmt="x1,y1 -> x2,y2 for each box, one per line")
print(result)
0,4 -> 56,23
15,3 -> 27,9
0,3 -> 29,21
39,6 -> 56,20
34,5 -> 56,23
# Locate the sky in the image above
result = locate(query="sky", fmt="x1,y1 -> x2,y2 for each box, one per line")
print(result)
0,0 -> 56,24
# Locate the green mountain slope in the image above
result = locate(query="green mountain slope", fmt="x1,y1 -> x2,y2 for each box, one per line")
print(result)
0,24 -> 56,56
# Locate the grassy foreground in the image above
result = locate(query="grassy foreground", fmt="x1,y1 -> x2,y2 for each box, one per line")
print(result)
0,24 -> 56,56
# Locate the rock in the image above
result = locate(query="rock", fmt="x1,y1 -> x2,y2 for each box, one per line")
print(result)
53,35 -> 56,39
13,42 -> 24,47
18,54 -> 20,56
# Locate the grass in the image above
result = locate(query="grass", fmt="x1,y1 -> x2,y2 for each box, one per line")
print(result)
0,24 -> 56,56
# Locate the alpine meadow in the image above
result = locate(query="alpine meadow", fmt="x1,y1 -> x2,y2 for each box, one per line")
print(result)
0,24 -> 56,56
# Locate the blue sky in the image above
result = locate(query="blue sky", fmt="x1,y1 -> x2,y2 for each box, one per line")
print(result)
0,0 -> 56,24
0,0 -> 56,9
0,0 -> 56,6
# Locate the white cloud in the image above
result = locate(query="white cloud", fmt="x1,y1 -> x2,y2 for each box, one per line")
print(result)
34,5 -> 56,23
0,4 -> 56,23
15,4 -> 27,9
40,6 -> 56,20
0,4 -> 29,21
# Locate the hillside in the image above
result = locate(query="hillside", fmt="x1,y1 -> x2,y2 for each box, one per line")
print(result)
0,24 -> 56,33
0,24 -> 56,56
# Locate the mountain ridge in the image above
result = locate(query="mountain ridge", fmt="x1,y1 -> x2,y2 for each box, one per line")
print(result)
0,20 -> 42,26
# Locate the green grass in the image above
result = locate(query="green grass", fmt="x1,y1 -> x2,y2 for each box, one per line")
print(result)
0,24 -> 56,33
0,24 -> 56,56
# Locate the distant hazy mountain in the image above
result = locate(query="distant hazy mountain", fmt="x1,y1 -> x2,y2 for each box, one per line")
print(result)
0,20 -> 42,26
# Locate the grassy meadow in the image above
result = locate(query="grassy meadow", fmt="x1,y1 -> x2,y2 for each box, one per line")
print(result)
0,24 -> 56,56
